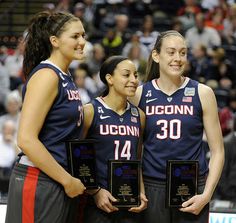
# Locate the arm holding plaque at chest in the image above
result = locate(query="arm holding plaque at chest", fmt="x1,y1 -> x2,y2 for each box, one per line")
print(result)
83,103 -> 119,213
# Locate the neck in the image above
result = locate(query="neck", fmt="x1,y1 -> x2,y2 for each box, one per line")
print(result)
47,54 -> 70,73
157,76 -> 186,95
102,94 -> 127,115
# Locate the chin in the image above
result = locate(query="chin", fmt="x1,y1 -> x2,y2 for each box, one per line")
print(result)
75,54 -> 85,60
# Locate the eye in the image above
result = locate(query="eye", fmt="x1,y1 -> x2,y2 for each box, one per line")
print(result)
180,51 -> 186,56
167,51 -> 174,56
81,33 -> 87,39
72,34 -> 79,39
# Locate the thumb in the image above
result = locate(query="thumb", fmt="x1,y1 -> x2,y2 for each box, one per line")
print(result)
108,194 -> 117,202
182,197 -> 193,207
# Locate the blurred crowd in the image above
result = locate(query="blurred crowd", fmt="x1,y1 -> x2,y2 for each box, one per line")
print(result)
1,0 -> 236,203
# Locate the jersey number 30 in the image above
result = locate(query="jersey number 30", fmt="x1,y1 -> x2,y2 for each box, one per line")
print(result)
156,119 -> 181,139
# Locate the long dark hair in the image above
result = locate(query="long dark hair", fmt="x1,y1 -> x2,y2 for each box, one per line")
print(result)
145,30 -> 184,82
23,11 -> 80,79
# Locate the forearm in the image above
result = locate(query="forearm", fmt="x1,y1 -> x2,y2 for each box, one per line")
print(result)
140,170 -> 145,194
203,148 -> 225,201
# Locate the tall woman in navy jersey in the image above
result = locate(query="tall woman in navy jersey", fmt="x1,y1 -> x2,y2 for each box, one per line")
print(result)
82,56 -> 148,223
129,30 -> 224,223
6,11 -> 86,223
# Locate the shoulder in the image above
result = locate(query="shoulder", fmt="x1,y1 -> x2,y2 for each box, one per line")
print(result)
83,103 -> 94,117
28,68 -> 59,85
198,83 -> 215,98
26,68 -> 59,97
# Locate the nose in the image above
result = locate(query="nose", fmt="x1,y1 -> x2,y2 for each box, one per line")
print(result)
79,35 -> 86,48
130,73 -> 138,83
174,52 -> 181,61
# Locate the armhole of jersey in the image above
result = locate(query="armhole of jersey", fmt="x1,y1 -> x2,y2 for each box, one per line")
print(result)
87,101 -> 96,136
136,107 -> 143,159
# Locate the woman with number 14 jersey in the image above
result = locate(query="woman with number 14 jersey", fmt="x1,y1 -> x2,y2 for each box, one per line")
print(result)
82,56 -> 148,223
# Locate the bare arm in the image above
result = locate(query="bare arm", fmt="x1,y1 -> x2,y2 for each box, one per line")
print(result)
17,69 -> 85,197
180,84 -> 224,215
129,108 -> 148,212
83,102 -> 119,212
82,103 -> 94,139
199,84 -> 224,199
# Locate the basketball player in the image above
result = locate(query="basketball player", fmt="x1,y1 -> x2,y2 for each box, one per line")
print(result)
129,30 -> 224,223
6,11 -> 86,222
82,56 -> 148,223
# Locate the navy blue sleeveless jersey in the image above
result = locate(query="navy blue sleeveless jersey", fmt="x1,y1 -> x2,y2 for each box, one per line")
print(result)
138,78 -> 208,180
22,60 -> 83,168
87,97 -> 141,189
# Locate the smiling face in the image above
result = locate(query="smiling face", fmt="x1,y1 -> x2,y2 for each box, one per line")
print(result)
52,20 -> 86,62
153,35 -> 187,78
107,60 -> 139,97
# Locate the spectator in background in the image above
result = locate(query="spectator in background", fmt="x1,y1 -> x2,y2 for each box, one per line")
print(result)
0,119 -> 18,171
73,2 -> 96,41
177,0 -> 202,31
114,14 -> 132,45
0,90 -> 22,134
222,3 -> 236,45
204,7 -> 226,34
188,44 -> 211,82
87,43 -> 106,76
73,66 -> 92,104
136,15 -> 159,53
207,47 -> 236,88
122,33 -> 150,61
185,13 -> 221,50
102,28 -> 123,57
0,119 -> 18,197
215,115 -> 236,202
78,63 -> 104,98
218,89 -> 236,136
171,18 -> 185,35
0,59 -> 10,115
127,43 -> 147,83
4,39 -> 24,90
55,0 -> 70,12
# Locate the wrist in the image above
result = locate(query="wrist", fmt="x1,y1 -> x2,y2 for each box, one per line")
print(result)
91,187 -> 101,196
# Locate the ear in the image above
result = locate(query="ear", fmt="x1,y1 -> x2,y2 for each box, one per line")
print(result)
152,49 -> 159,63
105,73 -> 113,85
49,35 -> 59,48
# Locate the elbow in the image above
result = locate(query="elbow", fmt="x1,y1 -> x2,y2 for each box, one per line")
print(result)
17,132 -> 33,153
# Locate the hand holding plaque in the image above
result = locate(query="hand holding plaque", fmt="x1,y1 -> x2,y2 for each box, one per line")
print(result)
66,139 -> 97,189
166,160 -> 199,207
108,160 -> 140,208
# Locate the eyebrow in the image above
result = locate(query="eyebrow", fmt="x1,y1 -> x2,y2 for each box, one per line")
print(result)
121,69 -> 137,73
166,47 -> 187,50
73,31 -> 85,35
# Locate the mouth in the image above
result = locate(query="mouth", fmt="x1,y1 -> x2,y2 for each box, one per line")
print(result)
126,86 -> 137,91
170,65 -> 182,70
75,48 -> 84,54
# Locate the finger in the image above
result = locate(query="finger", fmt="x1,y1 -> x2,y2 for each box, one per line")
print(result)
108,194 -> 118,202
128,207 -> 140,212
105,200 -> 119,212
182,198 -> 194,208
